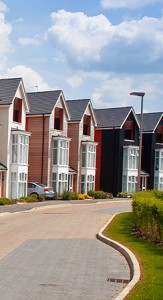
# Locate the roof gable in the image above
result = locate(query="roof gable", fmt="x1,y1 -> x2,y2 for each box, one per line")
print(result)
0,77 -> 22,105
66,99 -> 97,125
27,90 -> 67,115
137,112 -> 163,132
95,106 -> 138,128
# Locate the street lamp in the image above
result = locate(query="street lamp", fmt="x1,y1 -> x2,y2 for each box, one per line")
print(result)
130,91 -> 145,192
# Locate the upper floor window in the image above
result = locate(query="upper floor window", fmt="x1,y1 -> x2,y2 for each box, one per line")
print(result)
82,144 -> 96,168
12,134 -> 29,164
13,98 -> 22,123
123,147 -> 139,170
54,107 -> 63,130
124,121 -> 134,140
53,139 -> 69,166
155,150 -> 163,171
156,124 -> 163,144
83,115 -> 91,135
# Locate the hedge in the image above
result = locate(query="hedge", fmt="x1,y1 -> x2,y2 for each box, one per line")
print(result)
132,190 -> 163,243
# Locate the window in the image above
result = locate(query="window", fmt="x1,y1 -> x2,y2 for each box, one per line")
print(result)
11,172 -> 17,198
12,135 -> 18,163
58,173 -> 68,194
53,140 -> 58,165
83,115 -> 91,135
18,173 -> 27,198
12,134 -> 29,164
128,176 -> 137,193
123,147 -> 138,170
124,121 -> 134,140
129,148 -> 139,169
59,140 -> 68,165
13,98 -> 22,123
54,107 -> 63,130
81,175 -> 86,194
155,150 -> 163,171
52,173 -> 57,192
53,139 -> 69,166
82,144 -> 96,168
87,175 -> 94,192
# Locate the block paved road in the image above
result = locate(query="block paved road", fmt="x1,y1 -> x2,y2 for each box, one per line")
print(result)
0,200 -> 132,300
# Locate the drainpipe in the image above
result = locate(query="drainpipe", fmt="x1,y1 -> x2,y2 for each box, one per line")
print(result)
41,114 -> 45,183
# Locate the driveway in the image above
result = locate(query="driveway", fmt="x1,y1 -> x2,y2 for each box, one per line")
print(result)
0,200 -> 132,300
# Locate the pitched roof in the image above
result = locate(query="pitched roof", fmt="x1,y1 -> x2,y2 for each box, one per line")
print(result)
137,112 -> 163,132
66,99 -> 90,121
27,90 -> 62,115
95,106 -> 135,128
0,78 -> 22,105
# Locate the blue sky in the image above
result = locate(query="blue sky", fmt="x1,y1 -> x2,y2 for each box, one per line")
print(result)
0,0 -> 163,113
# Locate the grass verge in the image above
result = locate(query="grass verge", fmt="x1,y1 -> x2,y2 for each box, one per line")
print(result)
103,212 -> 163,300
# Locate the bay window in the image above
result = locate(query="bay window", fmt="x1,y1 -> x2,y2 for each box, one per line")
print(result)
12,134 -> 29,164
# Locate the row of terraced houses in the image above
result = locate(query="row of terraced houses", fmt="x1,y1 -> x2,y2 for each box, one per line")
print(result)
0,78 -> 163,199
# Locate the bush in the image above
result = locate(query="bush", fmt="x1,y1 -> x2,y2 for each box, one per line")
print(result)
93,190 -> 107,199
132,190 -> 163,243
0,197 -> 14,205
61,190 -> 72,200
18,195 -> 39,203
117,191 -> 133,198
70,192 -> 79,200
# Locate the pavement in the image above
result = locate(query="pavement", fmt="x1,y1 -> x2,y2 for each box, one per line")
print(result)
0,199 -> 133,300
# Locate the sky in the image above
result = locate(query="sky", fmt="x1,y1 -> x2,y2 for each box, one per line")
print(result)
0,0 -> 163,113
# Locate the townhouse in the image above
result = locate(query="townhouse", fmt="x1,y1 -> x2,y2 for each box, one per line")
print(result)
137,112 -> 163,190
94,106 -> 145,196
66,99 -> 98,193
0,78 -> 30,198
26,90 -> 72,195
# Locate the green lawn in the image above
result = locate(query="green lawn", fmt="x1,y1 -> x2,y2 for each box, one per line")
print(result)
104,212 -> 163,300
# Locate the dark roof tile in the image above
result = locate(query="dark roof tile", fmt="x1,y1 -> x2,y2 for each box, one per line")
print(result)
66,99 -> 90,121
0,78 -> 21,105
95,106 -> 133,128
137,112 -> 163,132
27,90 -> 62,115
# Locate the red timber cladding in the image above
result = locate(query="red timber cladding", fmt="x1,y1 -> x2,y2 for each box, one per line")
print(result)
26,116 -> 49,184
95,129 -> 102,190
68,123 -> 79,190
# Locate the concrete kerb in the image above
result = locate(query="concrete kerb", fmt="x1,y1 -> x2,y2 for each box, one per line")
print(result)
96,213 -> 140,300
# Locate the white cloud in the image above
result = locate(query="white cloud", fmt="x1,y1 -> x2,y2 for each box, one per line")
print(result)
46,10 -> 163,74
0,12 -> 12,54
18,37 -> 40,46
66,75 -> 83,87
91,73 -> 163,113
5,65 -> 51,91
101,0 -> 163,9
0,1 -> 7,12
47,10 -> 111,66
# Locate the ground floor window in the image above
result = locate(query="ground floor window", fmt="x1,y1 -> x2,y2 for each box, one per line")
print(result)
87,175 -> 95,192
154,176 -> 163,190
128,176 -> 137,193
81,174 -> 95,194
52,172 -> 68,194
18,173 -> 27,198
11,172 -> 27,198
122,175 -> 137,193
58,173 -> 68,194
11,172 -> 17,198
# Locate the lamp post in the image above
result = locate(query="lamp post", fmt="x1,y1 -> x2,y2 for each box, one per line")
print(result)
130,92 -> 145,192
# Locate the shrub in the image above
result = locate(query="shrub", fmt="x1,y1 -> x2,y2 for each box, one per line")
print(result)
94,190 -> 107,199
117,192 -> 133,198
132,191 -> 163,243
0,198 -> 14,205
61,190 -> 72,200
18,195 -> 38,203
70,192 -> 79,200
79,194 -> 85,200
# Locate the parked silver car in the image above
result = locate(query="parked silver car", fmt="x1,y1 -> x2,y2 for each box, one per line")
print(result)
27,182 -> 54,199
